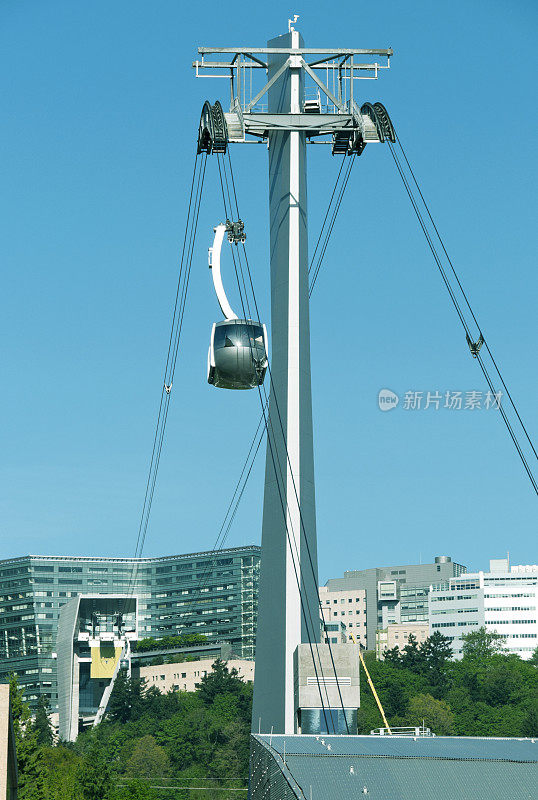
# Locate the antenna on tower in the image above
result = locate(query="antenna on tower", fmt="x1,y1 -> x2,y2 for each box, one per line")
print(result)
288,14 -> 299,32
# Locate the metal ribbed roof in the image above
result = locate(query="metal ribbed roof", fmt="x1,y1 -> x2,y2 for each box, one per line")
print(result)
251,735 -> 538,800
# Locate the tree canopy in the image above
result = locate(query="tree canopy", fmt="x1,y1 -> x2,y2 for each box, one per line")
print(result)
7,634 -> 538,799
359,628 -> 537,737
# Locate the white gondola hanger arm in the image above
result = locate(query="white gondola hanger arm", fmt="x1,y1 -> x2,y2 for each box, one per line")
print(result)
208,223 -> 238,320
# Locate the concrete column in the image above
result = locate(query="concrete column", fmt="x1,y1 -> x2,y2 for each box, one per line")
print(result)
252,30 -> 319,735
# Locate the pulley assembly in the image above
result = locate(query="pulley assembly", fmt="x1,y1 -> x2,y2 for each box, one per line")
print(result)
196,98 -> 396,157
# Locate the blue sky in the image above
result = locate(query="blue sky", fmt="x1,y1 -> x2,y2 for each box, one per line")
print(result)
1,0 -> 536,581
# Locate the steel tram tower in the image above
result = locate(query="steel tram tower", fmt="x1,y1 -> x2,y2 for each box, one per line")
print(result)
194,26 -> 393,734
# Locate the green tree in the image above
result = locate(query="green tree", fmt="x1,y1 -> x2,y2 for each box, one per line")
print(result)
133,634 -> 208,653
406,693 -> 455,735
400,634 -> 426,673
41,745 -> 82,800
196,659 -> 244,704
34,695 -> 53,746
521,700 -> 538,737
382,646 -> 401,666
77,741 -> 113,800
529,646 -> 538,667
461,627 -> 507,660
124,735 -> 170,780
420,632 -> 452,688
385,680 -> 407,717
421,631 -> 452,669
9,674 -> 47,799
118,779 -> 154,799
107,673 -> 148,724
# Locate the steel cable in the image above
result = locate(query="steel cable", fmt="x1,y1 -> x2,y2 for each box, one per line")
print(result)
125,152 -> 208,606
217,156 -> 336,733
223,150 -> 353,732
394,132 -> 538,463
387,139 -> 537,495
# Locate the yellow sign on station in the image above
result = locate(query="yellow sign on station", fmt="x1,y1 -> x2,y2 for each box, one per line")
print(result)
90,644 -> 122,679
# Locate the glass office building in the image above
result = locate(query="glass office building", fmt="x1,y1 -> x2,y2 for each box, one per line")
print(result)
0,545 -> 259,709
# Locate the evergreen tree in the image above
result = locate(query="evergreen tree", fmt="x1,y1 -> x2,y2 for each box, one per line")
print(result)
77,741 -> 113,800
382,646 -> 401,665
400,634 -> 426,673
196,659 -> 244,704
107,673 -> 148,724
34,694 -> 53,746
521,700 -> 538,738
9,674 -> 47,799
420,632 -> 452,687
385,680 -> 407,717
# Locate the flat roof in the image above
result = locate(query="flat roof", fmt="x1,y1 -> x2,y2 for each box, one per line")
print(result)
251,734 -> 538,800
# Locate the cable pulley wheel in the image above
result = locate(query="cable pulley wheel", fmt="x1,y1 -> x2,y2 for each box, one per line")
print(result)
373,102 -> 396,143
197,100 -> 228,154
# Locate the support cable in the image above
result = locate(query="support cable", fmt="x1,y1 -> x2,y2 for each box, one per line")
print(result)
309,154 -> 356,296
211,151 -> 355,554
184,151 -> 356,656
174,147 -> 350,654
217,158 -> 336,733
308,155 -> 347,280
394,132 -> 537,463
224,152 -> 351,732
387,139 -> 537,495
172,402 -> 267,634
236,192 -> 351,731
125,152 -> 208,606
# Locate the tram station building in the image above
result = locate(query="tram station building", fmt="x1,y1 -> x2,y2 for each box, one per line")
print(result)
0,546 -> 259,712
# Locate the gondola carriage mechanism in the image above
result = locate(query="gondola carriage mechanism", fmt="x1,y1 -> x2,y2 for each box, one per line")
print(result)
207,221 -> 268,390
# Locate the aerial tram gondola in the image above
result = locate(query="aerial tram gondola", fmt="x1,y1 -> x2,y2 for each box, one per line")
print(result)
207,221 -> 268,390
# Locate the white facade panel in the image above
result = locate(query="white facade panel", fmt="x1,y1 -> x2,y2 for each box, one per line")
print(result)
428,564 -> 538,659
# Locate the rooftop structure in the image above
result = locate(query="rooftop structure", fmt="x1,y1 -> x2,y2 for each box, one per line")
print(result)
249,733 -> 538,799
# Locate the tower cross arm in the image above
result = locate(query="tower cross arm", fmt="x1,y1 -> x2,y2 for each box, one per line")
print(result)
197,46 -> 393,56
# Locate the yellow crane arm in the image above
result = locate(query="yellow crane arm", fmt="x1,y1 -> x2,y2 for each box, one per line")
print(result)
350,633 -> 392,734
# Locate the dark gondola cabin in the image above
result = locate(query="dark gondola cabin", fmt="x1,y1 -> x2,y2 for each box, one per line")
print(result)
208,319 -> 268,389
